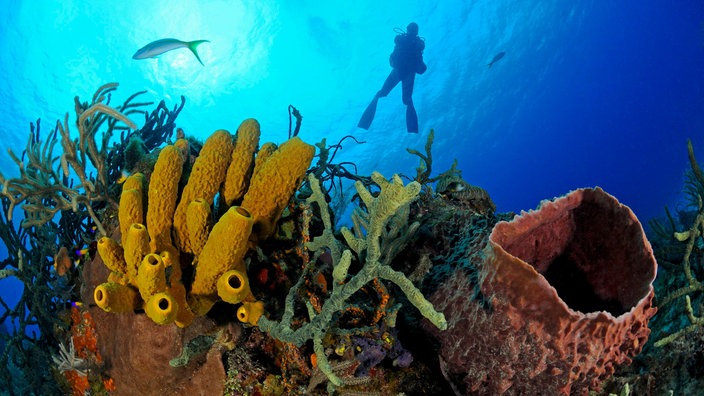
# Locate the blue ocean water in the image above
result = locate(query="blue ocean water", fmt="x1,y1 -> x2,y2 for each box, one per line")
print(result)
1,1 -> 701,225
0,0 -> 703,390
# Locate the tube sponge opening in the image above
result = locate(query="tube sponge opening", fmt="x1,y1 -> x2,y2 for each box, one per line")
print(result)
145,292 -> 177,325
94,282 -> 139,313
237,301 -> 265,326
190,205 -> 253,306
217,269 -> 251,304
124,223 -> 150,283
137,253 -> 167,302
97,236 -> 126,274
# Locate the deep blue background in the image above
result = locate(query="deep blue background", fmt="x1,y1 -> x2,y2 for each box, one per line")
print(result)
1,1 -> 703,334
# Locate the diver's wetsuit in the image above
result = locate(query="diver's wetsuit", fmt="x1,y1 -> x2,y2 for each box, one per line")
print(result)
378,32 -> 426,106
358,28 -> 426,133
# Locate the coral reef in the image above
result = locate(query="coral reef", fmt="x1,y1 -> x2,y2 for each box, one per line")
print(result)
53,306 -> 115,395
0,84 -> 180,395
0,198 -> 83,395
435,173 -> 495,215
2,83 -> 671,395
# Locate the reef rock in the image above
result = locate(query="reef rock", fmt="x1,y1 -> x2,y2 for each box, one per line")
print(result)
426,187 -> 657,395
82,250 -> 226,395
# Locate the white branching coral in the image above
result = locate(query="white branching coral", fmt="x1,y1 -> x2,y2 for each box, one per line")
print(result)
52,338 -> 88,377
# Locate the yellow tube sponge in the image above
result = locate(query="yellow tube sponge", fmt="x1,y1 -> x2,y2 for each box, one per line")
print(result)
186,198 -> 211,256
94,282 -> 140,313
251,142 -> 277,181
173,130 -> 235,253
158,249 -> 194,327
222,119 -> 260,205
217,269 -> 252,305
119,188 -> 144,247
159,248 -> 181,281
237,301 -> 265,326
147,145 -> 184,253
137,253 -> 167,302
118,173 -> 145,245
144,292 -> 177,325
123,172 -> 146,192
123,223 -> 150,284
174,138 -> 190,157
189,206 -> 253,315
241,136 -> 315,240
97,236 -> 126,274
171,280 -> 194,328
107,271 -> 127,285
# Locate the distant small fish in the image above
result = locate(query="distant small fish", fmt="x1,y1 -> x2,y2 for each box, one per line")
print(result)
54,246 -> 73,276
75,247 -> 90,257
133,38 -> 210,66
487,51 -> 506,68
117,170 -> 130,184
445,181 -> 466,193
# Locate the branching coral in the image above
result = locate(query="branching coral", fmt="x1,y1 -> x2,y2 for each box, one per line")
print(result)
0,196 -> 73,395
0,83 -> 181,237
0,84 -> 186,395
405,130 -> 495,214
0,83 -> 138,235
405,129 -> 462,186
307,358 -> 370,394
258,172 -> 446,387
308,136 -> 370,195
52,338 -> 88,377
406,128 -> 436,185
653,139 -> 704,347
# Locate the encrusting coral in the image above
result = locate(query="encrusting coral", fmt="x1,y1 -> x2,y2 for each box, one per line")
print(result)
93,118 -> 316,327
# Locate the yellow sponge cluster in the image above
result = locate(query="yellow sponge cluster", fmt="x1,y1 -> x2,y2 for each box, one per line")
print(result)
94,119 -> 315,327
242,137 -> 316,240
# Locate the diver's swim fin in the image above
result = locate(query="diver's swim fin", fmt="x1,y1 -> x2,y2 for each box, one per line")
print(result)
358,96 -> 379,130
406,103 -> 418,133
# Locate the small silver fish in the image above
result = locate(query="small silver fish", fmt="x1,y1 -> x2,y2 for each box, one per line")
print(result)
133,38 -> 210,66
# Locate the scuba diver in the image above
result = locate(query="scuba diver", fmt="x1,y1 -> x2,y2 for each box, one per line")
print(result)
358,22 -> 427,133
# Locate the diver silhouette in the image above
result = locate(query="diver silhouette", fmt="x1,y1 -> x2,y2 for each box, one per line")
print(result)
358,22 -> 427,133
